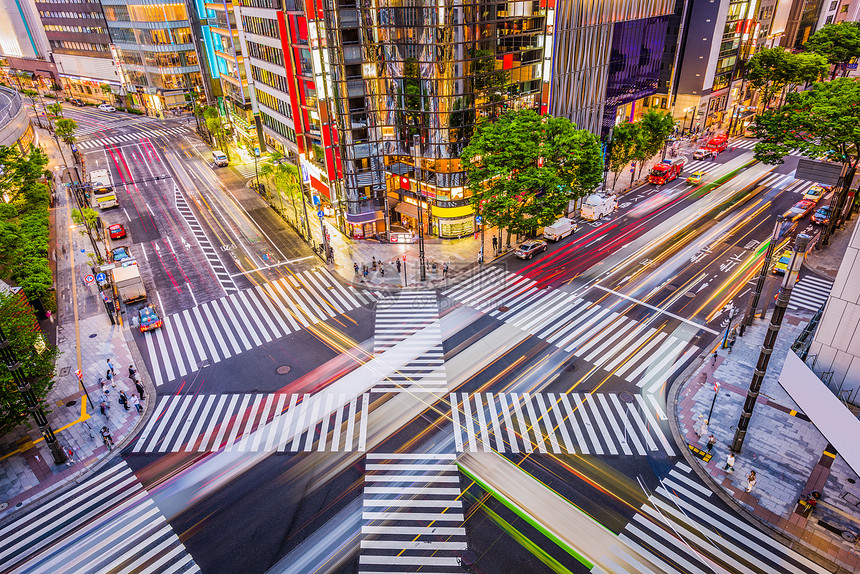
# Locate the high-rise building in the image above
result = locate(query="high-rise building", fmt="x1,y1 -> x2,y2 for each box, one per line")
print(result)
101,0 -> 204,113
818,0 -> 860,27
35,0 -> 122,101
0,0 -> 58,83
782,0 -> 825,48
550,0 -> 676,134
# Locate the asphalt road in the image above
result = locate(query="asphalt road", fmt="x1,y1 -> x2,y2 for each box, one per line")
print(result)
2,111 -> 838,574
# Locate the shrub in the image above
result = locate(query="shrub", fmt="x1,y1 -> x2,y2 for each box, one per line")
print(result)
126,108 -> 144,115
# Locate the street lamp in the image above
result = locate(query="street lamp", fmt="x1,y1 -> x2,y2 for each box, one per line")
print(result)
412,135 -> 427,281
687,107 -> 696,134
0,324 -> 66,464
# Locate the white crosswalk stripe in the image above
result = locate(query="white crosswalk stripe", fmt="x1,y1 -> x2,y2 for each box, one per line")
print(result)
450,392 -> 674,456
0,462 -> 200,574
143,269 -> 376,386
174,187 -> 237,294
77,126 -> 190,149
359,453 -> 468,571
442,267 -> 698,388
728,137 -> 805,157
594,463 -> 831,574
232,163 -> 258,179
787,274 -> 833,313
372,291 -> 446,394
681,159 -> 716,174
131,392 -> 370,453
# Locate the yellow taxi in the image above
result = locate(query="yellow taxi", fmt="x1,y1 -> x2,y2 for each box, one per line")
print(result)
803,184 -> 828,203
686,171 -> 707,184
772,249 -> 793,275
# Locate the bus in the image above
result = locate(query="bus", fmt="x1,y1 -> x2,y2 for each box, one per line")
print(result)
705,133 -> 728,153
89,169 -> 118,209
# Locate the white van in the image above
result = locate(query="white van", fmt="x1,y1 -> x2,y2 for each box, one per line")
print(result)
580,193 -> 618,221
543,217 -> 578,241
212,150 -> 229,167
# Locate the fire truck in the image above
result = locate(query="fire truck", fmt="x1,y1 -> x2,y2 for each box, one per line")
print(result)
648,158 -> 686,185
705,133 -> 728,154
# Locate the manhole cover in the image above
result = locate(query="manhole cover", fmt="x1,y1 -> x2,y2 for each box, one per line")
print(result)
684,292 -> 696,298
59,367 -> 70,377
565,360 -> 577,372
619,392 -> 635,404
88,334 -> 97,339
848,478 -> 856,484
0,502 -> 7,511
276,365 -> 292,375
841,530 -> 857,543
459,550 -> 477,568
498,306 -> 509,313
65,400 -> 77,407
665,284 -> 678,291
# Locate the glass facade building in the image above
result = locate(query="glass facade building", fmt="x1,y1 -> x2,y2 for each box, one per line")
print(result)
102,0 -> 204,112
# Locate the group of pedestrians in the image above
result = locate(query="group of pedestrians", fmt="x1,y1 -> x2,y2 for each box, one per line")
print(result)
95,358 -> 146,452
697,416 -> 757,494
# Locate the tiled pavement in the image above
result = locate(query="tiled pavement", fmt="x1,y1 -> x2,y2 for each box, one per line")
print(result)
673,306 -> 860,573
0,128 -> 150,524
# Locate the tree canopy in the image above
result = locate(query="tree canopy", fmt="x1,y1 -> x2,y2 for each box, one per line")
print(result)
745,48 -> 828,110
0,291 -> 58,435
805,22 -> 860,79
461,109 -> 603,240
54,118 -> 77,146
607,122 -> 642,188
752,77 -> 860,169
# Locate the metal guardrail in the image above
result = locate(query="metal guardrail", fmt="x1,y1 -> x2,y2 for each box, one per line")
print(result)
0,87 -> 23,128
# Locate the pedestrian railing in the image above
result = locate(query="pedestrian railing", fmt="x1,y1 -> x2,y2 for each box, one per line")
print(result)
0,87 -> 23,128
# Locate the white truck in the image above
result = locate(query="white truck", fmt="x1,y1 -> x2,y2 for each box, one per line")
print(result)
543,217 -> 578,241
112,265 -> 146,304
89,168 -> 118,209
580,193 -> 618,221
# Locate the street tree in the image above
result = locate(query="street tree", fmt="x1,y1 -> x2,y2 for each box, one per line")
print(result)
101,84 -> 114,103
461,109 -> 603,245
633,109 -> 676,179
54,118 -> 77,146
46,102 -> 63,119
805,22 -> 860,80
0,291 -> 58,436
20,89 -> 43,129
204,106 -> 230,160
753,77 -> 860,242
746,48 -> 795,111
263,150 -> 303,234
607,122 -> 641,189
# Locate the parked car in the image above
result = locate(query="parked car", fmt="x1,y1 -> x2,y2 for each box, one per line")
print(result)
108,223 -> 126,239
772,249 -> 793,275
783,199 -> 817,221
138,305 -> 163,333
686,171 -> 707,184
111,245 -> 132,262
98,103 -> 116,112
515,239 -> 547,260
803,184 -> 828,203
811,205 -> 832,225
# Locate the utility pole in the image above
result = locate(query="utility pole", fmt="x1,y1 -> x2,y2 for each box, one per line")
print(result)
412,134 -> 427,281
731,234 -> 810,454
822,165 -> 856,247
744,216 -> 783,329
0,324 -> 67,464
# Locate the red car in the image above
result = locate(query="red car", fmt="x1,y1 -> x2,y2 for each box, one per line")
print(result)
783,200 -> 817,221
108,224 -> 126,239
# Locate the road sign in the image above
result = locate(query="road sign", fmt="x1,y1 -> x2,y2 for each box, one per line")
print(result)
402,255 -> 406,261
84,274 -> 95,284
317,210 -> 324,218
71,145 -> 77,152
475,215 -> 482,225
95,272 -> 106,283
714,381 -> 721,393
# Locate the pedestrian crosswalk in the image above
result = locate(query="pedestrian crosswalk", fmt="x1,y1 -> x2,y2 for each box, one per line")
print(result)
756,172 -> 819,193
450,392 -> 673,456
681,159 -> 715,174
131,392 -> 370,453
0,462 -> 200,574
359,453 -> 468,571
594,462 -> 831,574
174,187 -> 237,295
232,163 -> 258,179
728,137 -> 806,157
372,291 -> 446,394
77,126 -> 191,149
441,267 -> 700,391
143,269 -> 378,386
788,274 -> 833,313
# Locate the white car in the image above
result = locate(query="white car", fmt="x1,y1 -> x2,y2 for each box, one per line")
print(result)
98,104 -> 116,112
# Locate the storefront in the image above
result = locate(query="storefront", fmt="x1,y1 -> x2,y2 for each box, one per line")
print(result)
346,210 -> 383,240
434,204 -> 475,238
394,198 -> 431,236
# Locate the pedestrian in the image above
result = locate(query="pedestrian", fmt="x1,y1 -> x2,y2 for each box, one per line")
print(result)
135,379 -> 145,399
362,265 -> 368,278
492,235 -> 498,252
694,414 -> 705,439
396,259 -> 401,273
728,338 -> 735,354
746,470 -> 757,492
712,350 -> 718,364
99,400 -> 109,416
353,262 -> 359,274
724,452 -> 735,473
131,393 -> 142,414
107,358 -> 115,377
442,263 -> 449,278
379,265 -> 384,277
106,369 -> 115,387
707,434 -> 716,453
371,256 -> 377,269
118,390 -> 129,411
128,364 -> 137,380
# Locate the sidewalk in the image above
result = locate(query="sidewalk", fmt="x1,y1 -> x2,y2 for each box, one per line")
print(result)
805,215 -> 858,280
0,125 -> 152,524
671,294 -> 860,570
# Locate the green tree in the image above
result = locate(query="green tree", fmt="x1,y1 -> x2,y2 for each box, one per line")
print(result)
54,118 -> 77,146
805,22 -> 860,79
638,109 -> 676,176
0,291 -> 58,435
607,122 -> 641,189
746,47 -> 795,111
461,109 -> 603,245
204,106 -> 230,160
70,207 -> 99,236
263,150 -> 303,234
101,84 -> 114,102
20,89 -> 43,129
46,102 -> 63,119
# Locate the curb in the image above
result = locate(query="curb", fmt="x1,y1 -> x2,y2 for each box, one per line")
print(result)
666,330 -> 847,574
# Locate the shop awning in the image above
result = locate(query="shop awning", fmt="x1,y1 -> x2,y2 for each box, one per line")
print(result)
395,202 -> 420,219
